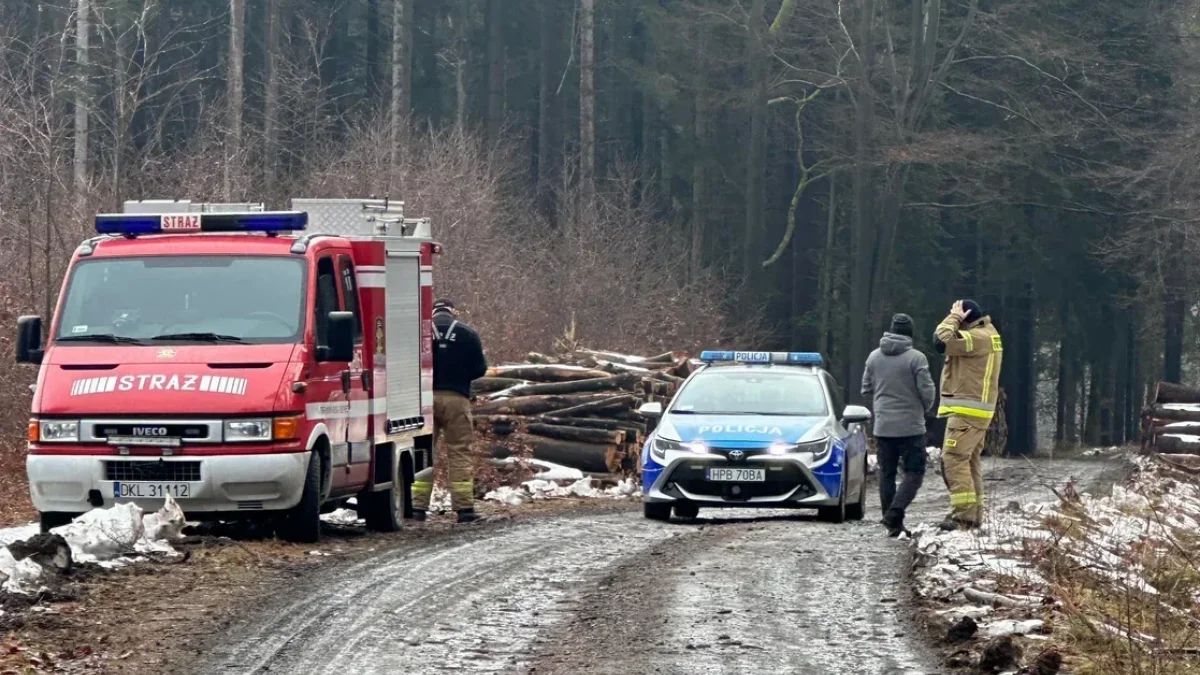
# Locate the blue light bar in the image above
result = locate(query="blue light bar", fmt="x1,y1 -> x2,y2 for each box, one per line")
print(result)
700,351 -> 824,367
95,211 -> 308,236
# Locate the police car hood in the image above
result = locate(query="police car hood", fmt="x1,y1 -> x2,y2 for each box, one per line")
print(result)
35,344 -> 300,415
661,413 -> 827,448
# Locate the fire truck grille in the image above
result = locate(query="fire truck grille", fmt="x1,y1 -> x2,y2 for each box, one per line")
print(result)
104,461 -> 201,483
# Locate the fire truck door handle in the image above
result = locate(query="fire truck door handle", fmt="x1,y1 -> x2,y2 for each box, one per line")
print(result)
340,370 -> 352,394
361,370 -> 371,391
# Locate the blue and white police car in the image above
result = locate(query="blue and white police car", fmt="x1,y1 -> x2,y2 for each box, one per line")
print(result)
639,351 -> 871,522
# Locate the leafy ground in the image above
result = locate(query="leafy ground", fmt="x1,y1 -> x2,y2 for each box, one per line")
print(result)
911,449 -> 1200,674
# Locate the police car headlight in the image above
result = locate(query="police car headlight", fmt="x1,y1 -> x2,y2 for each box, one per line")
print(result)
652,437 -> 681,459
225,418 -> 272,442
38,420 -> 80,443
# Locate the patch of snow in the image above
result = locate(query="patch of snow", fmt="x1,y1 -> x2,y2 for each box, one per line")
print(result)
0,524 -> 41,548
484,476 -> 642,505
428,486 -> 454,514
979,619 -> 1044,638
320,508 -> 362,526
0,548 -> 43,593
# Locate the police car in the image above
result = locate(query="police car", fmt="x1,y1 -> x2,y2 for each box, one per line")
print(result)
638,351 -> 871,522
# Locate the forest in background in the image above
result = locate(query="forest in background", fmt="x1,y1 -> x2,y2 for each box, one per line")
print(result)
1,0 -> 1199,458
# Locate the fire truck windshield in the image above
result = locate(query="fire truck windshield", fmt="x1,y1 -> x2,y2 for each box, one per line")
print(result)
54,255 -> 307,345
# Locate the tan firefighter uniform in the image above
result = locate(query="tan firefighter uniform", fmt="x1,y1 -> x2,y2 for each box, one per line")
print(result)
412,301 -> 488,519
934,312 -> 1003,524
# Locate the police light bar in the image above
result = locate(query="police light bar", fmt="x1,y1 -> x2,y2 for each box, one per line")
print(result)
94,211 -> 308,236
700,351 -> 824,366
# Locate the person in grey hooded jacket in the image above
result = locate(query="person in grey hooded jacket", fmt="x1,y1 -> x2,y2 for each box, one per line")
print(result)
861,313 -> 937,536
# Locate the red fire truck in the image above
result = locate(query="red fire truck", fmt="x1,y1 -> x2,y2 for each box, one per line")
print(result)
14,198 -> 437,542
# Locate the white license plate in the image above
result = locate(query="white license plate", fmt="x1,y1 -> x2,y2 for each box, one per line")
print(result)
705,468 -> 765,482
112,482 -> 192,499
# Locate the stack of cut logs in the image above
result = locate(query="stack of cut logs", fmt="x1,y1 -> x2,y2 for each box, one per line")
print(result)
473,349 -> 694,476
1142,381 -> 1200,455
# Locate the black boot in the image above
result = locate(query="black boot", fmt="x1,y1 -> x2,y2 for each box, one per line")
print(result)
411,509 -> 427,522
456,508 -> 483,524
882,509 -> 907,538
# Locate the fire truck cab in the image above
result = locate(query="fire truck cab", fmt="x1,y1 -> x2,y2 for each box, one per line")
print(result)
15,198 -> 436,542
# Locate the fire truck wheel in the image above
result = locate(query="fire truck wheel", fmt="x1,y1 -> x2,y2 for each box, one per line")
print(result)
276,451 -> 322,544
39,512 -> 76,533
362,456 -> 406,533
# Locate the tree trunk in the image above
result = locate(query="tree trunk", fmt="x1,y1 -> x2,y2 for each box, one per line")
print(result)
390,0 -> 413,176
847,0 -> 876,404
742,0 -> 768,302
498,373 -> 640,398
1083,361 -> 1101,445
1156,381 -> 1200,404
579,0 -> 596,206
455,0 -> 469,134
263,0 -> 281,200
1113,321 -> 1129,445
1149,405 -> 1200,422
73,0 -> 90,196
366,0 -> 382,100
486,0 -> 504,143
1007,281 -> 1037,454
690,67 -> 708,281
472,377 -> 527,394
1156,434 -> 1200,456
1164,290 -> 1185,384
536,0 -> 564,219
818,174 -> 837,359
485,365 -> 612,382
525,423 -> 625,445
473,393 -> 636,416
225,0 -> 245,201
490,435 -> 621,473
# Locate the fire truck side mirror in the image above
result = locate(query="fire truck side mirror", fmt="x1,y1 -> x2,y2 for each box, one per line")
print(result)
319,311 -> 356,363
15,315 -> 44,365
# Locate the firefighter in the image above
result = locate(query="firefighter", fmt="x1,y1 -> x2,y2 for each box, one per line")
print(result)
933,299 -> 1002,531
411,299 -> 489,524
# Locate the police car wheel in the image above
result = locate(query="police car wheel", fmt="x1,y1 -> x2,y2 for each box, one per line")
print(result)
817,469 -> 848,523
673,502 -> 700,520
644,502 -> 672,521
845,469 -> 867,521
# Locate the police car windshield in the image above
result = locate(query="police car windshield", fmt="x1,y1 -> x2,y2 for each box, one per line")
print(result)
55,255 -> 306,344
670,370 -> 828,416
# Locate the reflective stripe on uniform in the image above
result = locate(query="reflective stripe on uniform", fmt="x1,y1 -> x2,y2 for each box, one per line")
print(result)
412,481 -> 433,495
939,405 -> 995,420
962,332 -> 974,352
950,492 -> 978,506
982,351 -> 996,402
450,480 -> 473,498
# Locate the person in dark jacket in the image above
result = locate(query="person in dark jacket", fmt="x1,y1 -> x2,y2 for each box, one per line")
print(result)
412,299 -> 489,523
861,313 -> 937,536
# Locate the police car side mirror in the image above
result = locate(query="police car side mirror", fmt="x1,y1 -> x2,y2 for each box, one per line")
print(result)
15,315 -> 43,365
842,405 -> 871,426
319,311 -> 355,363
638,401 -> 664,419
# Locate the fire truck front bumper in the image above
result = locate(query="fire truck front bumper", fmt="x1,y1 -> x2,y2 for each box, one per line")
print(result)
26,451 -> 311,517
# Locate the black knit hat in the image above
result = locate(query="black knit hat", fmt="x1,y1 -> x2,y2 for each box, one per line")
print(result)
962,299 -> 983,323
433,298 -> 455,313
889,313 -> 914,337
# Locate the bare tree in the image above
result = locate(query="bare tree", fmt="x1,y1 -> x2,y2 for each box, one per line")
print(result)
579,0 -> 595,206
225,0 -> 245,200
73,0 -> 90,196
390,0 -> 413,180
264,0 -> 282,200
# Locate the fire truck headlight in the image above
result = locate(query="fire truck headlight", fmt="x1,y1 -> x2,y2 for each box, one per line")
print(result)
38,420 -> 79,443
225,419 -> 272,442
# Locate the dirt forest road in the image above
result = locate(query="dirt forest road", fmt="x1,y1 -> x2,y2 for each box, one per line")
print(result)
199,456 -> 1122,675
